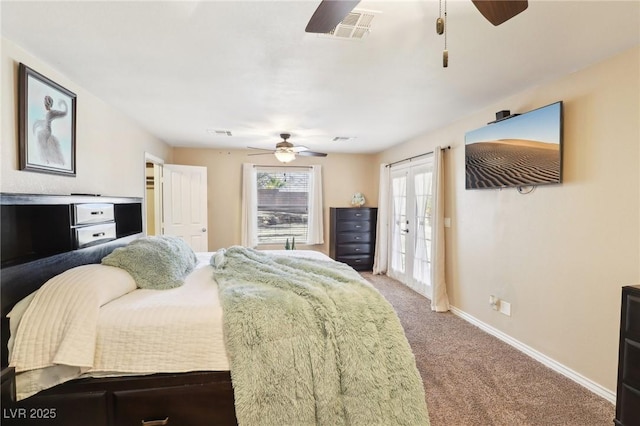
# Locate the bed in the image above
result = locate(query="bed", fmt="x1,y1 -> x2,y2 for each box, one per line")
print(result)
1,193 -> 429,426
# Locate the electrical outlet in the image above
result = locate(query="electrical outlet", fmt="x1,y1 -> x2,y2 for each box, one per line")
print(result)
489,295 -> 499,310
499,300 -> 511,316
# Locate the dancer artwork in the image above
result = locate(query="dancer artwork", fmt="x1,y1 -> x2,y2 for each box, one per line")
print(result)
19,63 -> 76,176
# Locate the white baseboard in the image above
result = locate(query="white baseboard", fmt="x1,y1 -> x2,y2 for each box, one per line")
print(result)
449,305 -> 616,404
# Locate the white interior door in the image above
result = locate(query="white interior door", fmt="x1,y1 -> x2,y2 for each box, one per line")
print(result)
162,164 -> 208,252
389,158 -> 434,298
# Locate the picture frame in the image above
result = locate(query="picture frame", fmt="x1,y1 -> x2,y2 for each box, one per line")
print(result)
19,63 -> 77,176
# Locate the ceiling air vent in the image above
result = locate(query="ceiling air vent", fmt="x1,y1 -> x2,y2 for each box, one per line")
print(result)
323,9 -> 377,40
207,129 -> 232,136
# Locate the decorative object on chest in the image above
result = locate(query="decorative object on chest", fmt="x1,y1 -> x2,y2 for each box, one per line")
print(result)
615,285 -> 640,426
350,192 -> 365,207
329,207 -> 377,271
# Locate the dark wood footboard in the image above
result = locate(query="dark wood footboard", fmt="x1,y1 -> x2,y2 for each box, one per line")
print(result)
1,369 -> 237,426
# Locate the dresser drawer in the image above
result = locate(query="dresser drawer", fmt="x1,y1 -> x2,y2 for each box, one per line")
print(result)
623,339 -> 640,389
337,221 -> 372,233
337,243 -> 372,256
337,209 -> 372,221
113,383 -> 235,426
74,223 -> 116,248
337,255 -> 373,270
619,384 -> 640,426
73,203 -> 115,225
336,232 -> 371,244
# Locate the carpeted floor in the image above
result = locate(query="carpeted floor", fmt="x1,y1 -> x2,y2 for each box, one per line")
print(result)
361,272 -> 615,426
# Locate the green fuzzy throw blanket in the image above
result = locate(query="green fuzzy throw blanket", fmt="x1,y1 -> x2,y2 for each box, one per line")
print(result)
211,247 -> 429,426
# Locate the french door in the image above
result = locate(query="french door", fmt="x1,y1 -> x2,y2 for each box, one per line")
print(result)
388,158 -> 434,298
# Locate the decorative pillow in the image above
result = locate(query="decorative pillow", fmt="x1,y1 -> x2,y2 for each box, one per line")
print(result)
102,236 -> 198,290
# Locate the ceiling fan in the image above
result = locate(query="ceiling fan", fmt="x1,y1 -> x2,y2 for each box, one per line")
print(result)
305,0 -> 528,33
248,133 -> 328,163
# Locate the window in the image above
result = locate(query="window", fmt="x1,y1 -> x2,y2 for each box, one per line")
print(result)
256,168 -> 310,245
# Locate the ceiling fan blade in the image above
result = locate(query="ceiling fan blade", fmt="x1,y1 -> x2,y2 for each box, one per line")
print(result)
247,146 -> 275,152
292,146 -> 310,153
471,0 -> 528,26
297,151 -> 327,157
247,152 -> 276,156
305,0 -> 361,33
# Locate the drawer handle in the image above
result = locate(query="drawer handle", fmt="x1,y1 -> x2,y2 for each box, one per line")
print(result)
355,248 -> 360,251
355,237 -> 360,240
142,418 -> 169,426
355,213 -> 362,217
355,225 -> 361,228
90,211 -> 104,215
92,232 -> 106,238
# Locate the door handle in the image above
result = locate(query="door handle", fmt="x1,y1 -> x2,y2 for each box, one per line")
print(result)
201,228 -> 207,232
142,418 -> 169,426
400,229 -> 409,234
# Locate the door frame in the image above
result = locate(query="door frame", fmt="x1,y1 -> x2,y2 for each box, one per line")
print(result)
144,152 -> 164,236
388,157 -> 434,298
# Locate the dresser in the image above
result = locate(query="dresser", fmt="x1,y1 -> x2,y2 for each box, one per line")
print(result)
329,207 -> 377,271
615,285 -> 640,426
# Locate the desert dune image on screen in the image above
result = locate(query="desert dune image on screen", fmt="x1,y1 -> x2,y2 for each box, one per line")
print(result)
465,102 -> 562,189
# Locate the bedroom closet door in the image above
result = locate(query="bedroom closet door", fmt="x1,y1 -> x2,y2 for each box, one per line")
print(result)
388,158 -> 434,298
162,164 -> 208,251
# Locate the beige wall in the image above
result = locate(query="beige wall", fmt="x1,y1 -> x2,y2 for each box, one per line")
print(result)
1,37 -> 172,196
377,47 -> 640,393
4,30 -> 637,397
172,148 -> 379,254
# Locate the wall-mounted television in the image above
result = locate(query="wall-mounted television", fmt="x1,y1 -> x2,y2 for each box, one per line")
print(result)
465,101 -> 563,189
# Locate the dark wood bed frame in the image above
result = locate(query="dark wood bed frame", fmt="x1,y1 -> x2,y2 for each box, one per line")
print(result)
1,193 -> 237,426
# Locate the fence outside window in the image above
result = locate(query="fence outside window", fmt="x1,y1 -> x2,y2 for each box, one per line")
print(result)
256,171 -> 309,245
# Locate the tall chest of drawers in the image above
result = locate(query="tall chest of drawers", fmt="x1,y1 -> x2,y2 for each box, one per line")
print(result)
615,285 -> 640,426
329,207 -> 377,271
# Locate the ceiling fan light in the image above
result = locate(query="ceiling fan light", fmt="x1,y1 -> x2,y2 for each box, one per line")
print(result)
274,150 -> 296,163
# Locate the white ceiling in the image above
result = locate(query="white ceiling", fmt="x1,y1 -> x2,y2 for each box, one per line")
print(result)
2,1 -> 639,154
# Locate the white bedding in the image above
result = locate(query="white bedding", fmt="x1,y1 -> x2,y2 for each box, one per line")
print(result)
9,249 -> 331,400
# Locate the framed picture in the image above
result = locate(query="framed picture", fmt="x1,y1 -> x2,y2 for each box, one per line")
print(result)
19,63 -> 77,176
